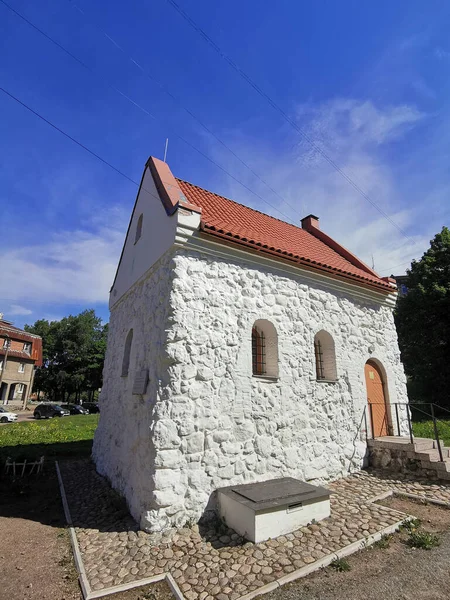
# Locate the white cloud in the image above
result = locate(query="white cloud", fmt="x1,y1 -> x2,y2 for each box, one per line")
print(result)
294,99 -> 424,157
207,98 -> 440,277
0,95 -> 444,312
0,219 -> 125,304
435,47 -> 450,60
8,305 -> 33,316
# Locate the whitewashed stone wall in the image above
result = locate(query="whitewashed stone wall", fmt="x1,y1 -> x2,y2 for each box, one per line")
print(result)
93,251 -> 175,524
93,247 -> 408,532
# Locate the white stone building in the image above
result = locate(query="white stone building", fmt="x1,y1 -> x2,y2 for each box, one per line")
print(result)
93,156 -> 408,532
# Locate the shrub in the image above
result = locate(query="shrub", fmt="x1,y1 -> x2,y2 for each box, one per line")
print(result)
407,530 -> 440,550
374,533 -> 392,549
330,557 -> 351,572
400,517 -> 421,533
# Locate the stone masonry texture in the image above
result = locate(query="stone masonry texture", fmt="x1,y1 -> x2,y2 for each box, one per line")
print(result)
93,248 -> 408,531
60,461 -> 450,600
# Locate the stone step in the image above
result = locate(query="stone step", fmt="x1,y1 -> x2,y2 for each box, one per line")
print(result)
417,450 -> 450,465
420,460 -> 450,473
440,446 -> 450,458
368,436 -> 450,482
413,439 -> 437,452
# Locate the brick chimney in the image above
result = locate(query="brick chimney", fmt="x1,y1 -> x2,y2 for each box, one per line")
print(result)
301,214 -> 320,231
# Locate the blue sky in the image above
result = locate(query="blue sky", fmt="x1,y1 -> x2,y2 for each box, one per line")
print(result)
1,0 -> 449,328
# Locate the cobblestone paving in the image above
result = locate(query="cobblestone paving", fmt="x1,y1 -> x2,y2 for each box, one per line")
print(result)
60,461 -> 450,600
342,469 -> 450,505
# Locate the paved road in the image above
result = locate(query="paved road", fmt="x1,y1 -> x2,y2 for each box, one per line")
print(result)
0,410 -> 35,424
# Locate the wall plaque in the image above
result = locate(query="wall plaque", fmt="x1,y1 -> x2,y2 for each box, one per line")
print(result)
133,369 -> 149,395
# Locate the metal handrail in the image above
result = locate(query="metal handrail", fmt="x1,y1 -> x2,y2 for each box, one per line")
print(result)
366,401 -> 450,463
409,402 -> 450,416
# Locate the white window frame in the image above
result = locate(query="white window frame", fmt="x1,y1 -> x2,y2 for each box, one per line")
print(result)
23,342 -> 31,354
18,363 -> 25,373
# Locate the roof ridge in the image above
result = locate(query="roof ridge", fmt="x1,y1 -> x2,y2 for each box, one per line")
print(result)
175,177 -> 305,231
0,322 -> 42,339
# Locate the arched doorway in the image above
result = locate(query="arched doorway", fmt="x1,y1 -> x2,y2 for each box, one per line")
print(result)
365,360 -> 390,437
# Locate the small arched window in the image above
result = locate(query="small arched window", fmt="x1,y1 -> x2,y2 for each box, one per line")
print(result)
252,319 -> 279,378
135,214 -> 143,244
314,330 -> 337,381
122,329 -> 133,377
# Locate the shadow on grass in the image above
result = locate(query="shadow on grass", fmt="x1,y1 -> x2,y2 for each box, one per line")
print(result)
0,439 -> 93,463
0,466 -> 67,528
0,448 -> 136,534
0,441 -> 95,528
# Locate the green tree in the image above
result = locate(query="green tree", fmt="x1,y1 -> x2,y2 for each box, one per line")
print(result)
395,227 -> 450,407
25,310 -> 108,403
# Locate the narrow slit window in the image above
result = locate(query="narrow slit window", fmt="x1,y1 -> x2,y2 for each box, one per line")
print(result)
314,339 -> 325,380
252,327 -> 266,375
314,330 -> 337,381
122,329 -> 133,377
135,214 -> 143,244
251,320 -> 278,378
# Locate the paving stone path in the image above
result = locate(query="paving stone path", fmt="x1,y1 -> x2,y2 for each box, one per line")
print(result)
330,470 -> 450,505
60,461 -> 450,600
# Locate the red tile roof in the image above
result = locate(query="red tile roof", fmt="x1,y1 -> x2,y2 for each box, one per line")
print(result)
176,179 -> 394,292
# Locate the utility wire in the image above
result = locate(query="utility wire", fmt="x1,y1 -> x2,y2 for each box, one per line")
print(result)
0,0 -> 296,224
67,0 -> 304,221
381,257 -> 419,275
0,86 -> 160,201
2,83 -> 418,281
165,0 -> 415,243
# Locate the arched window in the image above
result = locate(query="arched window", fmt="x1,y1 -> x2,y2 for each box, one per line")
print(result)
135,214 -> 143,244
252,319 -> 279,378
122,329 -> 133,377
314,330 -> 337,381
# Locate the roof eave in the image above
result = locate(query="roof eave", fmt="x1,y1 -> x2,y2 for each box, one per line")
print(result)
200,224 -> 395,294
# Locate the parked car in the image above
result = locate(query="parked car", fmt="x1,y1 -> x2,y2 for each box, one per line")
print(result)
60,403 -> 89,415
82,402 -> 100,414
0,407 -> 18,423
33,404 -> 70,419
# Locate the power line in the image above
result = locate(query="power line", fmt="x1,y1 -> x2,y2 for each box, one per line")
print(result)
0,86 -> 156,196
1,82 -> 420,283
67,0 -> 304,220
381,257 -> 419,275
0,0 -> 297,224
165,0 -> 416,243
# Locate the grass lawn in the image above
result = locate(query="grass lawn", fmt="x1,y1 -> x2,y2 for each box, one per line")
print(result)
412,419 -> 450,446
0,414 -> 99,462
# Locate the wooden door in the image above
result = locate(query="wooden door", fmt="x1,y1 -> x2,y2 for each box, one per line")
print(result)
365,361 -> 389,437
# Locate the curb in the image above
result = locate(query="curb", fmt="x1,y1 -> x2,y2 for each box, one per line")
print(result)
57,464 -> 448,600
238,517 -> 409,600
55,461 -> 91,600
56,461 -> 185,600
394,490 -> 450,508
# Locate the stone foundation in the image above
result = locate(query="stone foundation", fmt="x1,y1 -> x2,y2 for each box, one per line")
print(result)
367,438 -> 450,482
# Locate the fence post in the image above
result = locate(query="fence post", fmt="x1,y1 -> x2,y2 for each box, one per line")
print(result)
406,404 -> 414,444
369,403 -> 375,439
395,403 -> 400,437
364,407 -> 368,442
430,404 -> 444,462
